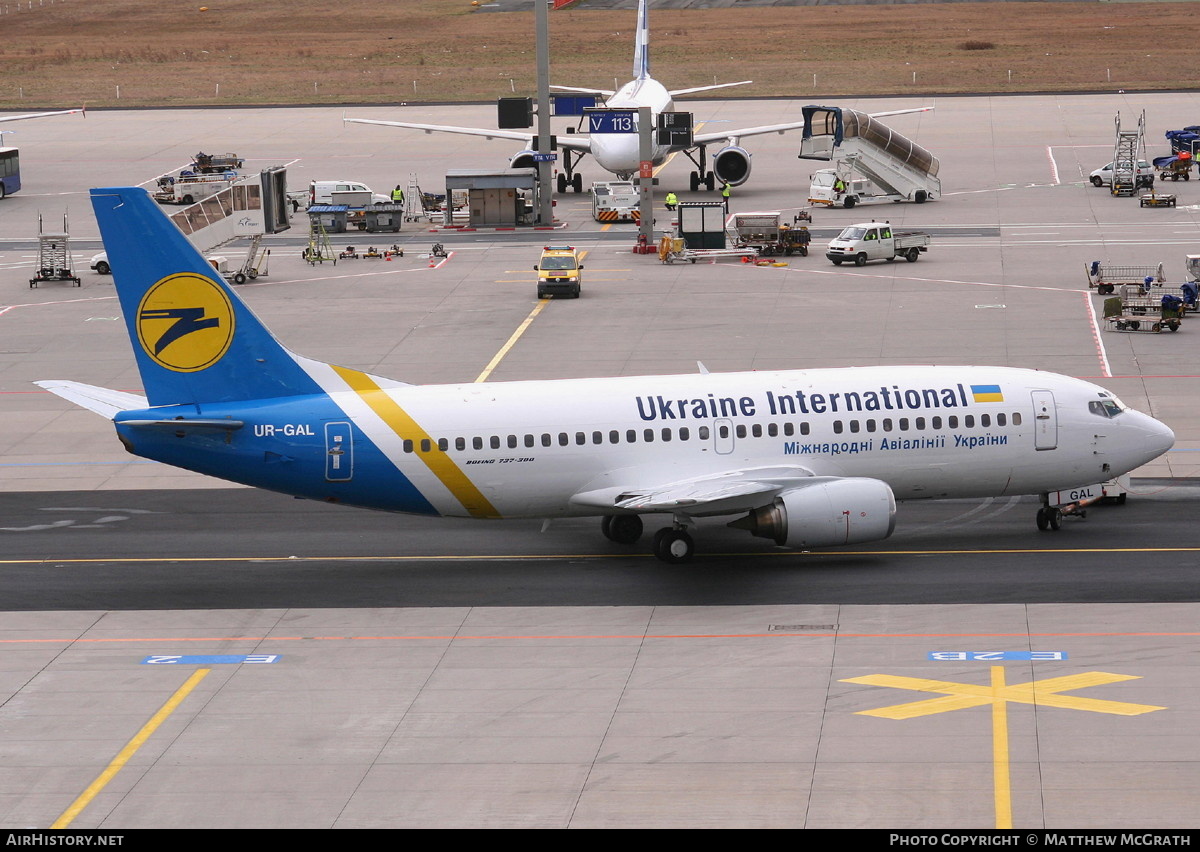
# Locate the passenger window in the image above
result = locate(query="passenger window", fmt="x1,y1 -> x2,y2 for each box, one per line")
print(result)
866,419 -> 877,432
507,435 -> 518,449
680,428 -> 691,440
698,426 -> 710,440
948,416 -> 958,429
403,439 -> 414,453
751,424 -> 762,438
576,432 -> 586,445
525,434 -> 536,448
540,434 -> 551,447
783,423 -> 794,436
980,414 -> 990,427
592,431 -> 602,445
997,413 -> 1006,426
661,428 -> 672,442
882,419 -> 893,432
931,417 -> 941,429
456,437 -> 466,451
609,430 -> 619,444
1012,412 -> 1022,426
420,439 -> 431,453
833,421 -> 844,434
735,425 -> 746,438
964,415 -> 975,428
437,438 -> 448,451
644,429 -> 655,442
899,418 -> 909,431
559,433 -> 569,446
490,436 -> 501,450
473,437 -> 483,450
767,423 -> 778,437
626,430 -> 637,443
800,422 -> 810,436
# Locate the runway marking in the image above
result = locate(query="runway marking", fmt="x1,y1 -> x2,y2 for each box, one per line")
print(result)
843,667 -> 1163,829
51,667 -> 211,829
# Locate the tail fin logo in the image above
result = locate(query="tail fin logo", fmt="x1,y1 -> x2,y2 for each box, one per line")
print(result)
135,273 -> 235,372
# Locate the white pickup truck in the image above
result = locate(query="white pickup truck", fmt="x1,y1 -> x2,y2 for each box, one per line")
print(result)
826,222 -> 931,266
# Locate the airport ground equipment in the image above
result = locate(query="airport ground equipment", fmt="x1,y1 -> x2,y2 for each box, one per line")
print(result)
727,211 -> 810,256
1117,282 -> 1197,317
658,237 -> 759,264
154,171 -> 237,205
191,152 -> 244,174
1102,294 -> 1183,333
799,105 -> 940,207
163,167 -> 291,284
591,181 -> 641,223
1086,261 -> 1165,295
1139,192 -> 1176,208
826,222 -> 930,266
28,213 -> 80,288
1153,151 -> 1192,181
534,245 -> 582,298
1109,111 -> 1148,197
1166,127 -> 1200,156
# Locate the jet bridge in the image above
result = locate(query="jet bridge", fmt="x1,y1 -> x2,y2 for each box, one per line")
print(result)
798,105 -> 940,205
164,167 -> 291,282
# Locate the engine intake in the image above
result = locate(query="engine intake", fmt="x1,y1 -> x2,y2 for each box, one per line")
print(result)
713,145 -> 752,186
729,479 -> 896,548
510,150 -> 537,170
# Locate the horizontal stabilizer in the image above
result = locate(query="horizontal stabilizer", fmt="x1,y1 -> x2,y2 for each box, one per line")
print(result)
34,380 -> 147,419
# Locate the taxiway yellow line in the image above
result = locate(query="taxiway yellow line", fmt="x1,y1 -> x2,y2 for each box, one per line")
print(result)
52,668 -> 211,828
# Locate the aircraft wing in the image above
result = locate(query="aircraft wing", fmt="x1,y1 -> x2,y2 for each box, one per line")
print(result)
693,121 -> 809,145
551,85 -> 616,97
344,118 -> 593,153
0,107 -> 84,124
571,465 -> 821,517
35,380 -> 146,419
692,106 -> 933,146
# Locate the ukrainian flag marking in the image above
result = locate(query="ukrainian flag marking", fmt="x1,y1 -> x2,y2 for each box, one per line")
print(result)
331,366 -> 500,519
971,384 -> 1004,403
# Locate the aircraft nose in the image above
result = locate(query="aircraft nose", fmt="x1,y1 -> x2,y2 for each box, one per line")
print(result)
1131,411 -> 1175,465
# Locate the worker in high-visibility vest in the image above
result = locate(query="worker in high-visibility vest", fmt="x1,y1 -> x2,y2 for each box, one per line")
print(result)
664,191 -> 678,211
392,185 -> 405,203
720,181 -> 731,212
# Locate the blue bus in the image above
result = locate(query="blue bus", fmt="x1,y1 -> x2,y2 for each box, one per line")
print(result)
0,147 -> 20,198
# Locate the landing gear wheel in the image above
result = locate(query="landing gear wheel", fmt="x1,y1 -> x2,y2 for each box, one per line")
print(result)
705,172 -> 715,191
652,528 -> 694,564
572,173 -> 583,193
602,514 -> 644,544
689,171 -> 699,192
556,173 -> 567,194
1036,507 -> 1062,531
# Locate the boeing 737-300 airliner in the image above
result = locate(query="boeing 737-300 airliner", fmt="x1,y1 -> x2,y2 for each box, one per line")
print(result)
37,187 -> 1174,562
344,0 -> 928,194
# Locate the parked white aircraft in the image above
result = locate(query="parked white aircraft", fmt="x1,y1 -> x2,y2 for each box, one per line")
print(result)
345,0 -> 928,193
36,186 -> 1174,562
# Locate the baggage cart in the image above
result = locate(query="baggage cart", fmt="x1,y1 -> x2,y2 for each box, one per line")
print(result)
1086,260 -> 1164,295
1103,295 -> 1183,333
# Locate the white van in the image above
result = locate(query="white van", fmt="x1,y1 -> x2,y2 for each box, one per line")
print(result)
309,180 -> 391,207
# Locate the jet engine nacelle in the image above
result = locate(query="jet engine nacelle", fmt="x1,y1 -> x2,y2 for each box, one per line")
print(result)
713,145 -> 752,187
731,478 -> 897,548
510,150 -> 538,170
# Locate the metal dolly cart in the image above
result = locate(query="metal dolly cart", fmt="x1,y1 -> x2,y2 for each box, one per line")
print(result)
29,214 -> 80,288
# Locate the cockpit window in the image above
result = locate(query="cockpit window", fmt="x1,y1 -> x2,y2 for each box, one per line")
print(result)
1089,399 -> 1124,418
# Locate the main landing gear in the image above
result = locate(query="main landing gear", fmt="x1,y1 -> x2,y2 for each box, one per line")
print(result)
600,514 -> 696,563
681,145 -> 716,192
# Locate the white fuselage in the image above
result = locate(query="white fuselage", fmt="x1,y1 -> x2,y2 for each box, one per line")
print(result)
590,77 -> 675,176
323,365 -> 1172,520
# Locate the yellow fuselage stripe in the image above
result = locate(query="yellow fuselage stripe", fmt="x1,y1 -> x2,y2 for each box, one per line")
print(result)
331,365 -> 500,518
